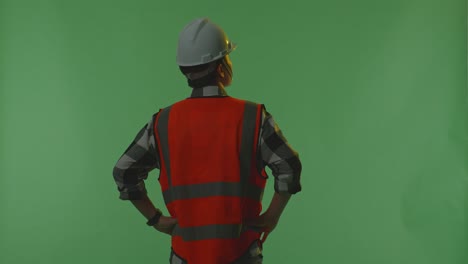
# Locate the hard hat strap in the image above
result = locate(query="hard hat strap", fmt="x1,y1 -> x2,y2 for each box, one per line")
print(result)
221,57 -> 232,79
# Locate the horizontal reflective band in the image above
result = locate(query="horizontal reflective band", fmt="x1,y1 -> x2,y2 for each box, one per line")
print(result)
163,182 -> 263,204
172,223 -> 261,241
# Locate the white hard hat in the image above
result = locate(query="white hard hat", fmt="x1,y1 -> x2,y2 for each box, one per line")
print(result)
177,18 -> 237,67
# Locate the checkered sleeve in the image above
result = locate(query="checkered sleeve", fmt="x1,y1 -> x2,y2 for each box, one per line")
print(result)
258,106 -> 302,195
112,114 -> 160,200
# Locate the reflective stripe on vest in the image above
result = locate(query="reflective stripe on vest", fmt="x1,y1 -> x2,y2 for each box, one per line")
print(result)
156,104 -> 173,196
162,181 -> 263,204
156,100 -> 261,241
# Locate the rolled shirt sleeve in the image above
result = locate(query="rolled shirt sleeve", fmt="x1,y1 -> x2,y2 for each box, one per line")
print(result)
259,107 -> 302,195
112,114 -> 160,200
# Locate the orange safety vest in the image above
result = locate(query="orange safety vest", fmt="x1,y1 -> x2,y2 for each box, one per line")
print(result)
154,96 -> 268,264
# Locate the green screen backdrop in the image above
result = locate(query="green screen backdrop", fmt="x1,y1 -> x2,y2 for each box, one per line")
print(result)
1,0 -> 467,263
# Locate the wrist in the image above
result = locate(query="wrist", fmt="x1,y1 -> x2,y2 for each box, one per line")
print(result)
146,209 -> 163,226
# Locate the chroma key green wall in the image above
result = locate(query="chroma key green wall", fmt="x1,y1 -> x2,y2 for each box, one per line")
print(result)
1,0 -> 466,263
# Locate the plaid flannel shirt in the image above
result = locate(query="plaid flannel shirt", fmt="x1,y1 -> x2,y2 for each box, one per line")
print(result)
113,86 -> 302,200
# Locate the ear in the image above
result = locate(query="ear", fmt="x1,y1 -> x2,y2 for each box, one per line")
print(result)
217,64 -> 225,78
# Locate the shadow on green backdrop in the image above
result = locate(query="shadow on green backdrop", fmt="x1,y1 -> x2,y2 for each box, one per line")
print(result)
1,0 -> 467,263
